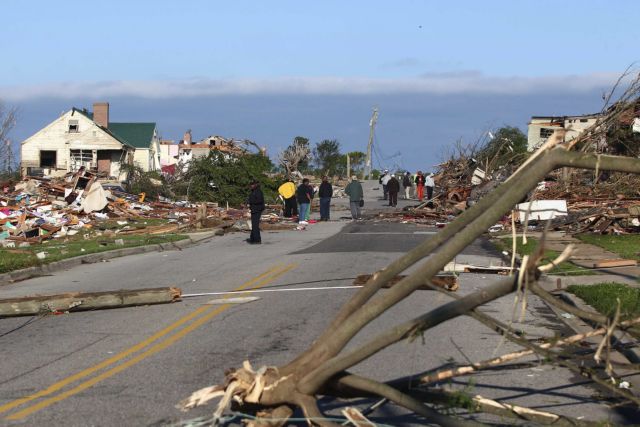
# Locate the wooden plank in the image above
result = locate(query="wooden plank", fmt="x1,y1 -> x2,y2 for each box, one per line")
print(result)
592,259 -> 638,268
353,274 -> 458,291
0,287 -> 181,318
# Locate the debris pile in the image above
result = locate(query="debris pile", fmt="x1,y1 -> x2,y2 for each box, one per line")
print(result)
0,171 -> 286,248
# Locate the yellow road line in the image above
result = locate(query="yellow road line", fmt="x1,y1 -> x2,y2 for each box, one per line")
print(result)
0,263 -> 293,418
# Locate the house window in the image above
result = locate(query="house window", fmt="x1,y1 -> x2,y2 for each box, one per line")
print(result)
40,150 -> 57,168
580,118 -> 589,123
539,128 -> 555,139
68,120 -> 79,133
70,149 -> 93,172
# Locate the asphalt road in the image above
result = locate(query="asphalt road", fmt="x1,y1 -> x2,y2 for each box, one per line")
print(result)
0,183 -> 637,425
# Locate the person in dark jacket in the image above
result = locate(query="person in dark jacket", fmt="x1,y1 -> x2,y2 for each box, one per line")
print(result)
318,176 -> 333,221
387,174 -> 400,207
247,180 -> 265,244
296,178 -> 313,224
402,172 -> 412,199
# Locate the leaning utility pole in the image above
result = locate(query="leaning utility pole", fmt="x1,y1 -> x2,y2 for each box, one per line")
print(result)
363,107 -> 378,180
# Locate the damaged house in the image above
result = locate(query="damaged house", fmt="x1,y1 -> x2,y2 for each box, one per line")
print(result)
20,102 -> 161,179
527,113 -> 600,151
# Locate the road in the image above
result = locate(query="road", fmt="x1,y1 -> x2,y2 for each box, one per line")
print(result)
0,182 -> 635,425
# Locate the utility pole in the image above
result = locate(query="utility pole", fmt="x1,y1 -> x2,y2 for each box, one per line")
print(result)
363,107 -> 378,180
346,153 -> 351,178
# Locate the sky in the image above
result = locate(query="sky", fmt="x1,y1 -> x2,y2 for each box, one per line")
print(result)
2,0 -> 639,171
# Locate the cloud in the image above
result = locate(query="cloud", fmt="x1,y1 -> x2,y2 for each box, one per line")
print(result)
380,57 -> 422,69
0,72 -> 622,101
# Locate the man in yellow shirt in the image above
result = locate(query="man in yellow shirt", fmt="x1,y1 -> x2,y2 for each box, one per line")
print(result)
278,180 -> 298,218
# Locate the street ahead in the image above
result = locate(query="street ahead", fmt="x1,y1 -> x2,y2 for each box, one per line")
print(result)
0,184 -> 633,425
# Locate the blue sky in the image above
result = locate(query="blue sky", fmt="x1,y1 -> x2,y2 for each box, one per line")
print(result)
2,0 -> 639,170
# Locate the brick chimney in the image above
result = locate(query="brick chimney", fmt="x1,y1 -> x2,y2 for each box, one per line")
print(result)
93,102 -> 109,128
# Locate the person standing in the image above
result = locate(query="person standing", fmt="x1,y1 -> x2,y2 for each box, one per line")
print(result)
387,173 -> 400,207
345,175 -> 364,220
425,173 -> 435,208
380,170 -> 391,200
296,178 -> 313,225
415,171 -> 426,201
247,180 -> 265,244
278,180 -> 297,218
318,176 -> 333,221
402,171 -> 412,200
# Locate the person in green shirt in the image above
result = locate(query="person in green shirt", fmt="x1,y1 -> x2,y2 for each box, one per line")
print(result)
344,175 -> 364,220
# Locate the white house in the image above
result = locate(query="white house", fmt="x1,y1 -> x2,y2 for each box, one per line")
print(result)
20,102 -> 161,178
527,113 -> 599,151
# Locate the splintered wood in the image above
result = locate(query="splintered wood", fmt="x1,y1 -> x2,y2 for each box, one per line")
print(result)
353,274 -> 458,291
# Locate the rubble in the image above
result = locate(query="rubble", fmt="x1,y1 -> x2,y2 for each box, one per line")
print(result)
390,154 -> 640,236
0,170 -> 295,250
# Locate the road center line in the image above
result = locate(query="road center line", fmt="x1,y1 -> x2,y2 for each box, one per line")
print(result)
0,263 -> 293,419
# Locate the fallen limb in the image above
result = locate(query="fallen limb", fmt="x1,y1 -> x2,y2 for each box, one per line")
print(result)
0,287 -> 181,317
401,386 -> 606,427
299,276 -> 518,394
420,316 -> 640,385
335,373 -> 486,427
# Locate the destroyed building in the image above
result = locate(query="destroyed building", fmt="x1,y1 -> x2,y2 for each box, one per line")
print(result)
173,130 -> 253,172
20,102 -> 161,179
527,113 -> 600,151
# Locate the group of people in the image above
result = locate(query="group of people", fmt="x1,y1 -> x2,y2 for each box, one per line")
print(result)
379,170 -> 434,206
279,176 -> 335,225
247,171 -> 433,245
247,175 -> 365,245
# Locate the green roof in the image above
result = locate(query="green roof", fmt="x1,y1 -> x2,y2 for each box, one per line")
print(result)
107,122 -> 156,149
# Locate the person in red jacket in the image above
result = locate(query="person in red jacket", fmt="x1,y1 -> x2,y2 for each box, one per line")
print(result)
415,171 -> 426,201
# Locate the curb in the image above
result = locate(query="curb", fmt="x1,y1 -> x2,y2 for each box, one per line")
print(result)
555,290 -> 640,364
541,286 -> 640,393
0,228 -> 221,287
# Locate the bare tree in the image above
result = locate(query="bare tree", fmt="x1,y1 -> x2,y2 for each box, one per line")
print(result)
178,74 -> 640,426
0,102 -> 17,174
279,138 -> 311,179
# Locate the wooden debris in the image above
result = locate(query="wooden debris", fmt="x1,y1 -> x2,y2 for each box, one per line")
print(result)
0,287 -> 181,317
342,407 -> 376,427
353,274 -> 458,291
443,262 -> 513,275
592,258 -> 638,268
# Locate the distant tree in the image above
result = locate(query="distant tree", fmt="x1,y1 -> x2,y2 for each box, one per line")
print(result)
0,101 -> 17,176
279,136 -> 311,179
476,126 -> 528,173
293,136 -> 311,172
347,151 -> 366,175
313,139 -> 342,176
181,151 -> 276,206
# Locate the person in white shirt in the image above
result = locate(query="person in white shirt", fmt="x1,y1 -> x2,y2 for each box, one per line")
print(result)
425,173 -> 435,208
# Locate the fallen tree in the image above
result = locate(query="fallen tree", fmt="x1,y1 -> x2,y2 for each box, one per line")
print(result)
0,287 -> 181,317
178,73 -> 640,426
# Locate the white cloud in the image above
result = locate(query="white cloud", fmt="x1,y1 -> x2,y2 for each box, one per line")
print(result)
0,72 -> 623,101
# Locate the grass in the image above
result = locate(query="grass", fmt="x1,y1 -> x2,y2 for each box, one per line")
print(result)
0,232 -> 186,274
574,234 -> 640,261
567,282 -> 640,319
493,236 -> 594,276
